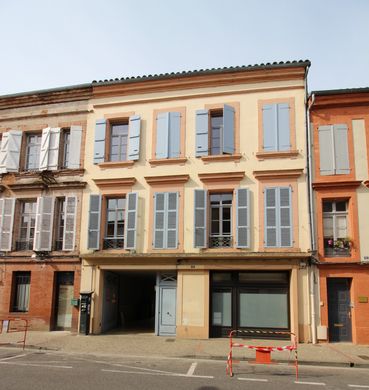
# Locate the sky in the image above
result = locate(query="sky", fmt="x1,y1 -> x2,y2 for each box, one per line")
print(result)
0,0 -> 368,96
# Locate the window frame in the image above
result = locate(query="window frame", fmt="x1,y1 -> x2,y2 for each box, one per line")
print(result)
106,119 -> 129,163
11,271 -> 31,313
17,199 -> 37,251
53,197 -> 66,251
58,128 -> 71,169
24,132 -> 42,171
209,192 -> 233,248
101,195 -> 126,250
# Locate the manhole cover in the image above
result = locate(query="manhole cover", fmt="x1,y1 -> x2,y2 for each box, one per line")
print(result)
165,339 -> 175,342
358,355 -> 369,360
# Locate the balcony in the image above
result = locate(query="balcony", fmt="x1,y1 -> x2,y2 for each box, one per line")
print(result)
209,235 -> 232,248
324,238 -> 352,258
15,240 -> 33,251
103,237 -> 124,250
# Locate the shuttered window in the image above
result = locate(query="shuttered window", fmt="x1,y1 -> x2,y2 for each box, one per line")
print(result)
12,272 -> 31,312
155,112 -> 181,159
318,124 -> 350,175
264,187 -> 292,248
262,103 -> 291,152
25,134 -> 42,171
153,192 -> 179,249
104,198 -> 125,249
17,201 -> 37,251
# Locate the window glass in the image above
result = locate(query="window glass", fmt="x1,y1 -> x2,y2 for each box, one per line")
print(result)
62,131 -> 70,168
104,197 -> 126,249
238,272 -> 288,283
55,198 -> 65,250
18,201 -> 37,250
25,134 -> 41,170
110,123 -> 129,162
209,193 -> 232,247
12,272 -> 31,312
212,291 -> 232,326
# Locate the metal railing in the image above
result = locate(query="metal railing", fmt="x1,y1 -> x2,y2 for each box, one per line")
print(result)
209,235 -> 232,248
103,238 -> 124,249
324,247 -> 351,257
15,240 -> 33,251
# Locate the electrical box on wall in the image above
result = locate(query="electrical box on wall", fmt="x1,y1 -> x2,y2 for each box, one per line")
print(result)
317,325 -> 328,340
362,256 -> 369,263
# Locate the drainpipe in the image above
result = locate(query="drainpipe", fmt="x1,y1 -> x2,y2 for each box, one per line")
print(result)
305,68 -> 317,344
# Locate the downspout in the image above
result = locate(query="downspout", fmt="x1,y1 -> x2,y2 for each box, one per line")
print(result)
305,69 -> 317,344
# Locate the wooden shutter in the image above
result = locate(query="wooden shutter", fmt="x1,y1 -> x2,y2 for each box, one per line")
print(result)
0,132 -> 9,173
334,124 -> 350,174
223,104 -> 235,154
156,112 -> 169,159
265,188 -> 277,247
195,109 -> 209,157
39,127 -> 50,171
194,189 -> 207,248
168,112 -> 181,158
88,194 -> 101,249
279,187 -> 292,247
48,128 -> 61,170
6,130 -> 22,172
318,125 -> 334,175
124,192 -> 138,250
153,193 -> 165,249
166,192 -> 178,249
0,198 -> 15,251
236,188 -> 250,248
277,103 -> 291,151
128,115 -> 141,161
262,104 -> 277,151
63,196 -> 77,251
34,196 -> 55,251
93,119 -> 106,164
68,126 -> 82,169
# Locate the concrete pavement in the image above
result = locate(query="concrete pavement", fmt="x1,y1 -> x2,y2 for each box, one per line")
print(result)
1,330 -> 369,368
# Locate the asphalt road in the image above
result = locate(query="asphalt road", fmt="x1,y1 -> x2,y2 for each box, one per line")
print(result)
0,348 -> 368,390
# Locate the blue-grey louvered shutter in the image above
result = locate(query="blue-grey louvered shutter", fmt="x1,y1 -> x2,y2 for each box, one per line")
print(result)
262,104 -> 277,151
168,112 -> 181,158
88,194 -> 101,249
236,188 -> 250,248
333,124 -> 350,175
93,119 -> 106,164
279,187 -> 292,247
277,103 -> 291,151
156,112 -> 169,159
154,193 -> 165,249
194,189 -> 207,248
124,192 -> 138,250
265,188 -> 277,247
223,104 -> 235,154
318,125 -> 334,175
196,109 -> 209,156
128,115 -> 141,161
167,192 -> 178,249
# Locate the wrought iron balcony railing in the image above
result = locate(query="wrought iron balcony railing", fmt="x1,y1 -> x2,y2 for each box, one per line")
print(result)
209,235 -> 232,248
103,237 -> 124,249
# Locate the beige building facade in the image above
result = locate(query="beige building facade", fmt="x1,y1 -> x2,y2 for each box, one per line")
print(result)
80,62 -> 313,341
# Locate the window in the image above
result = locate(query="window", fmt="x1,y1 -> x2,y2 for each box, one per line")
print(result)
25,134 -> 42,170
104,197 -> 126,249
209,193 -> 232,247
110,122 -> 129,162
262,102 -> 291,152
196,104 -> 236,157
323,200 -> 350,257
12,272 -> 30,312
60,129 -> 70,169
194,188 -> 249,249
54,198 -> 65,250
93,116 -> 141,164
17,201 -> 37,250
264,187 -> 292,248
318,124 -> 350,176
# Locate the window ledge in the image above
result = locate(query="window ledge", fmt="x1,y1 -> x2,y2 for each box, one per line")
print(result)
149,157 -> 187,166
98,161 -> 135,169
201,154 -> 242,163
260,247 -> 301,252
256,150 -> 299,159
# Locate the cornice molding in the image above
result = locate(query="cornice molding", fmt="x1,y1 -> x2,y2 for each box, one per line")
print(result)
144,174 -> 190,185
312,180 -> 362,190
198,171 -> 245,184
93,177 -> 136,189
253,168 -> 304,180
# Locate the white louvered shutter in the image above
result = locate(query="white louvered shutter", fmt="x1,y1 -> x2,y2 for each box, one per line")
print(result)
0,133 -> 8,173
6,130 -> 22,172
63,196 -> 77,251
0,198 -> 16,251
34,197 -> 55,251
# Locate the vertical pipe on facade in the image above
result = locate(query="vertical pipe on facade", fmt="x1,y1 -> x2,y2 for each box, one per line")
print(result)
306,68 -> 317,344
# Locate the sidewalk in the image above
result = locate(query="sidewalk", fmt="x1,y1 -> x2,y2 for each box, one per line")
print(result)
1,330 -> 369,368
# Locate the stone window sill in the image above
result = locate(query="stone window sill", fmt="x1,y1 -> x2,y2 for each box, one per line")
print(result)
98,161 -> 135,169
149,157 -> 187,166
200,154 -> 242,163
256,150 -> 299,159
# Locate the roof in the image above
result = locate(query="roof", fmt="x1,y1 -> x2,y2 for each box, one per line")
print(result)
92,60 -> 311,86
311,87 -> 369,96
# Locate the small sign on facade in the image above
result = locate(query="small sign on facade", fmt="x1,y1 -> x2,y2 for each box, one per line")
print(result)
358,296 -> 368,303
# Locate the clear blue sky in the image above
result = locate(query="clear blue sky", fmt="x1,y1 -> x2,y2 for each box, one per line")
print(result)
0,0 -> 368,95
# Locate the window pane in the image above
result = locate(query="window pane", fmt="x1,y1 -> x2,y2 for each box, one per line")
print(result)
212,273 -> 232,282
239,289 -> 288,328
336,215 -> 347,238
336,201 -> 347,212
212,291 -> 232,326
222,221 -> 231,235
239,272 -> 288,283
323,216 -> 334,237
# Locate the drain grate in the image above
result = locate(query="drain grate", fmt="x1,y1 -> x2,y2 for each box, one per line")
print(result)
358,355 -> 369,360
